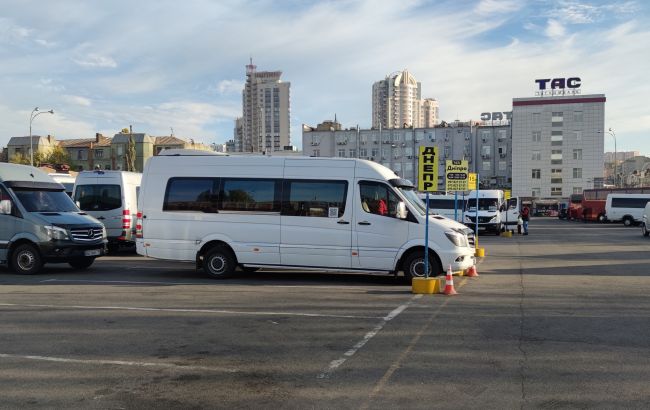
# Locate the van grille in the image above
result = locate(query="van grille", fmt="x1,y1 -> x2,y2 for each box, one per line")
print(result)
466,216 -> 493,224
70,227 -> 103,242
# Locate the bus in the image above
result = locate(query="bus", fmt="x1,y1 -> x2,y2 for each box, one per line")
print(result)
578,188 -> 650,222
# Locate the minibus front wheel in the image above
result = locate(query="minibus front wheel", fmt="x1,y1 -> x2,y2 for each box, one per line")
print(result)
11,243 -> 43,275
203,245 -> 237,279
402,250 -> 442,281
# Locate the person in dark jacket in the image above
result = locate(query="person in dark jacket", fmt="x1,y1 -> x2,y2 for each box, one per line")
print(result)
521,205 -> 530,235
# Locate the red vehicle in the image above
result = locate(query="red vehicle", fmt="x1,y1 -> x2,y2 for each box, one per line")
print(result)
573,188 -> 650,222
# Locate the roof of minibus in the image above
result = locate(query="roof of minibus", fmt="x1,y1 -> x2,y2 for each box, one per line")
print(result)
0,163 -> 55,183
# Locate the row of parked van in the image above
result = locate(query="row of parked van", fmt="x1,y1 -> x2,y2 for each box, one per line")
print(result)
1,151 -> 477,279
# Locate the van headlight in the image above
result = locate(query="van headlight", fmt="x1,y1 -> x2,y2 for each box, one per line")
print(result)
102,226 -> 107,239
44,225 -> 69,241
490,216 -> 498,222
445,231 -> 464,247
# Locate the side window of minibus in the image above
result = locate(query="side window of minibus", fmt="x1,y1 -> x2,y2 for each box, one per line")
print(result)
359,182 -> 399,218
0,186 -> 19,217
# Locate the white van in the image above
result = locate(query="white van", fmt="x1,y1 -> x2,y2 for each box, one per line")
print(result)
73,170 -> 142,251
417,194 -> 463,222
642,202 -> 650,237
464,189 -> 505,235
49,173 -> 76,197
605,193 -> 650,226
504,196 -> 521,230
136,152 -> 476,280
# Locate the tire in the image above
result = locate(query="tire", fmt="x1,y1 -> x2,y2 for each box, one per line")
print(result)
403,251 -> 441,281
598,214 -> 607,223
68,257 -> 95,270
11,244 -> 43,275
623,216 -> 633,227
203,246 -> 236,279
642,223 -> 649,237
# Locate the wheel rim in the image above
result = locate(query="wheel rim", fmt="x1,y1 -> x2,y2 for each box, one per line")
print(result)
208,255 -> 226,274
17,251 -> 35,271
410,258 -> 430,277
624,219 -> 631,226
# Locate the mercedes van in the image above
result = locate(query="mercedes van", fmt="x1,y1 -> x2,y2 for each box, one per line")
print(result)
464,189 -> 505,235
49,173 -> 76,197
136,151 -> 476,280
604,193 -> 650,226
73,170 -> 141,252
0,163 -> 107,274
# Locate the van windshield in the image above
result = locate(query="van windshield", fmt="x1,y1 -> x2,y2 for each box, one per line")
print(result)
397,186 -> 426,215
12,188 -> 78,212
74,184 -> 122,211
466,198 -> 499,212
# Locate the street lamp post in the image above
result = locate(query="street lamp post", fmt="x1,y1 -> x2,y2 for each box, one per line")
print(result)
607,128 -> 617,187
29,107 -> 54,166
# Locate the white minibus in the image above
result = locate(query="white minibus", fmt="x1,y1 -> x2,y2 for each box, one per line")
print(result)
136,151 -> 476,280
605,193 -> 650,226
49,173 -> 76,197
417,194 -> 463,222
73,170 -> 142,251
463,190 -> 505,235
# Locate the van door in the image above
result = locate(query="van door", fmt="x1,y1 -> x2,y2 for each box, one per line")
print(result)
0,186 -> 16,262
353,180 -> 409,271
280,179 -> 352,269
505,197 -> 520,227
74,179 -> 123,239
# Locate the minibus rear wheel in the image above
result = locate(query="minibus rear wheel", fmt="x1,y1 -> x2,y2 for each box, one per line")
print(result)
203,246 -> 236,279
403,251 -> 441,282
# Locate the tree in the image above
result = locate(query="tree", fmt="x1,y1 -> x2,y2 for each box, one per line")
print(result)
9,152 -> 30,165
43,145 -> 72,166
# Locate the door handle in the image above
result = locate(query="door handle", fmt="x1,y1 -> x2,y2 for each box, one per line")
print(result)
337,220 -> 350,224
358,221 -> 371,226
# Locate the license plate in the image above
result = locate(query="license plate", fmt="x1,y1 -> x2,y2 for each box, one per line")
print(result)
84,249 -> 101,257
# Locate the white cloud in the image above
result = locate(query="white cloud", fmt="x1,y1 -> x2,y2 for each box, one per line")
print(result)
73,53 -> 117,68
215,79 -> 244,95
474,0 -> 522,15
63,95 -> 92,106
545,19 -> 567,38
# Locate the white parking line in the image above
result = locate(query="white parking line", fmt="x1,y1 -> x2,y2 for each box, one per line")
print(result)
0,303 -> 381,320
0,353 -> 237,372
317,294 -> 422,379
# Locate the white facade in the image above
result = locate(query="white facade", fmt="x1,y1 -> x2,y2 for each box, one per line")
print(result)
512,94 -> 605,198
240,60 -> 291,153
372,70 -> 424,129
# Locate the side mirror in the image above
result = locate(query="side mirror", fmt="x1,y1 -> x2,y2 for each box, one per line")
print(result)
0,199 -> 12,215
75,201 -> 81,209
396,201 -> 408,220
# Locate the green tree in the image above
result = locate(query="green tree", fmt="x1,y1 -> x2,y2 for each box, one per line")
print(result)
9,152 -> 30,165
44,145 -> 72,166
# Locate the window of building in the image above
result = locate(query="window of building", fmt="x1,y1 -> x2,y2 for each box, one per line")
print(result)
283,180 -> 347,218
94,149 -> 104,159
382,148 -> 389,159
359,148 -> 367,158
498,129 -> 507,140
393,148 -> 401,159
393,163 -> 402,173
405,146 -> 413,156
404,162 -> 413,172
77,149 -> 88,160
371,148 -> 379,158
573,111 -> 583,122
573,168 -> 582,178
498,146 -> 507,156
551,132 -> 563,146
573,149 -> 582,160
482,146 -> 491,156
443,146 -> 450,158
532,113 -> 540,123
551,168 -> 562,184
359,181 -> 400,218
532,188 -> 541,197
532,131 -> 541,142
483,161 -> 491,170
312,149 -> 320,157
551,150 -> 563,165
532,169 -> 541,179
573,187 -> 583,194
552,112 -> 563,121
573,130 -> 582,141
499,161 -> 507,171
221,178 -> 281,212
551,187 -> 562,196
163,178 -> 219,212
338,149 -> 346,158
532,150 -> 541,161
349,149 -> 356,158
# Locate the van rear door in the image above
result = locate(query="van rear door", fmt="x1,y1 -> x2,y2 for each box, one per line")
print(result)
74,175 -> 123,239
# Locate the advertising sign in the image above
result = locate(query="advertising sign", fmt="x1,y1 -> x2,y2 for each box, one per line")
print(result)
468,173 -> 477,190
418,146 -> 438,192
445,160 -> 469,192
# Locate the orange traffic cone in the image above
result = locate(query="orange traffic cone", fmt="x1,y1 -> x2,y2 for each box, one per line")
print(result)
466,265 -> 479,277
443,265 -> 458,295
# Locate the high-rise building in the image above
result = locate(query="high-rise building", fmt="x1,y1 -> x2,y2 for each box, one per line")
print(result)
239,59 -> 291,153
372,70 -> 439,129
512,94 -> 606,198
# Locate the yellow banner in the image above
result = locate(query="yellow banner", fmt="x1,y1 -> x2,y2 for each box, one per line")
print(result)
418,146 -> 439,192
445,160 -> 469,192
505,189 -> 511,200
468,173 -> 477,190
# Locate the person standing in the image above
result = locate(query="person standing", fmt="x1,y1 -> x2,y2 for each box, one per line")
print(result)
521,205 -> 530,235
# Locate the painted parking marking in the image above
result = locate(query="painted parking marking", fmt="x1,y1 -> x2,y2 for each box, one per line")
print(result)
317,294 -> 423,379
0,303 -> 381,320
0,353 -> 237,373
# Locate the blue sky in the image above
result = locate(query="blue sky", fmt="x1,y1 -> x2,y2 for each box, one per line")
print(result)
1,0 -> 648,154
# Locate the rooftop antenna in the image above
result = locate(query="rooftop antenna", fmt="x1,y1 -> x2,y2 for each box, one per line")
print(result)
170,127 -> 174,137
246,56 -> 256,75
